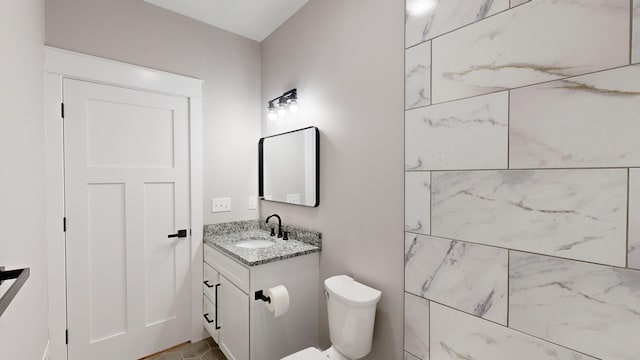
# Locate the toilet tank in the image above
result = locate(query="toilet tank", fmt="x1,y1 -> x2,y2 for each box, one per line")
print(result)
324,276 -> 382,359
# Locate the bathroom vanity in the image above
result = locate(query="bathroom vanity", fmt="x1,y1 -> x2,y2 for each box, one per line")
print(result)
202,220 -> 321,360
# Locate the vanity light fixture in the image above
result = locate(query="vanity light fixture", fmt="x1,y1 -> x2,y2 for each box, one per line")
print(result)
288,97 -> 298,113
267,88 -> 298,122
267,102 -> 277,122
277,97 -> 287,117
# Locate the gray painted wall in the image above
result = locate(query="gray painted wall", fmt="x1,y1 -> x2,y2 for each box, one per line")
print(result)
404,1 -> 640,360
46,0 -> 262,225
0,0 -> 49,358
260,1 -> 405,359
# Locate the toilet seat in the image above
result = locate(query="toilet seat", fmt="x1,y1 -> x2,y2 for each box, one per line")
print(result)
281,347 -> 326,360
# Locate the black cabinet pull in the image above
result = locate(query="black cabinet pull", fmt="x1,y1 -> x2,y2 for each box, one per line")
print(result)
215,283 -> 221,330
203,313 -> 214,324
204,280 -> 214,288
168,229 -> 187,238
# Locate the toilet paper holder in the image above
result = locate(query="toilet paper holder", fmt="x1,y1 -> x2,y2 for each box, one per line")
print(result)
255,290 -> 271,303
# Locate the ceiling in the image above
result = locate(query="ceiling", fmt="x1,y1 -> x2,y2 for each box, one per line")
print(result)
144,0 -> 310,42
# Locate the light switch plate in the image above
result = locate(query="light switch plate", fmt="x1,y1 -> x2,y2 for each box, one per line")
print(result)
211,198 -> 231,213
248,196 -> 257,210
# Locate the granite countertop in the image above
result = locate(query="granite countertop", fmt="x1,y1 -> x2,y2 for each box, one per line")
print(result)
203,220 -> 322,266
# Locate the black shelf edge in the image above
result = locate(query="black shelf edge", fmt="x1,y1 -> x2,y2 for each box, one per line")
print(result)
0,267 -> 30,318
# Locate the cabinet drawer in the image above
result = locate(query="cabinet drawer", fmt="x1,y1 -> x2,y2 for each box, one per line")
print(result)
203,263 -> 219,303
204,245 -> 249,293
203,296 -> 219,342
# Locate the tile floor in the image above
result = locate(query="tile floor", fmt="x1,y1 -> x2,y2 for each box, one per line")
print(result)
142,337 -> 226,360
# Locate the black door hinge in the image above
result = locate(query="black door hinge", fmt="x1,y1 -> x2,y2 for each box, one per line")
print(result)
63,217 -> 66,232
65,329 -> 68,344
61,103 -> 64,118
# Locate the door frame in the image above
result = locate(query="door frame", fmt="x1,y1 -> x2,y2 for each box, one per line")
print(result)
44,46 -> 205,360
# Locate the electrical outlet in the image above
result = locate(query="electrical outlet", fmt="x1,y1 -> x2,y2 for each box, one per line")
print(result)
211,198 -> 231,213
248,196 -> 257,210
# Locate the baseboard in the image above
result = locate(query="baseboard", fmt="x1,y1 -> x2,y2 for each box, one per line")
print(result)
192,327 -> 209,343
41,340 -> 50,360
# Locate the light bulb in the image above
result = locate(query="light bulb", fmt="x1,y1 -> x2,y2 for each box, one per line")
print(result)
267,108 -> 277,122
288,99 -> 299,113
278,105 -> 287,117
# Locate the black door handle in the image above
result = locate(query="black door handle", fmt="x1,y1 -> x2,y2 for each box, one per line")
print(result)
204,313 -> 214,324
215,283 -> 221,330
204,280 -> 214,288
168,229 -> 187,238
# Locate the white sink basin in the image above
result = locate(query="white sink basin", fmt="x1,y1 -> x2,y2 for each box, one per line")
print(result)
234,239 -> 276,249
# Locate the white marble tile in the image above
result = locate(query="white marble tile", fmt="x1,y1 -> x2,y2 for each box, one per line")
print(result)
405,172 -> 430,234
629,169 -> 640,270
404,351 -> 421,360
405,233 -> 508,324
404,292 -> 429,359
510,252 -> 640,360
510,64 -> 640,168
430,302 -> 598,360
405,92 -> 508,171
431,0 -> 630,103
634,0 -> 640,64
510,0 -> 530,7
405,0 -> 509,48
405,41 -> 431,110
431,169 -> 628,266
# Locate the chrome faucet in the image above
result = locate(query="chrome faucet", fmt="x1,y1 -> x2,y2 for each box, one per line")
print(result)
265,214 -> 283,238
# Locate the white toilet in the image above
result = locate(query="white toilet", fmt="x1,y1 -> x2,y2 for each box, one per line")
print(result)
282,275 -> 382,360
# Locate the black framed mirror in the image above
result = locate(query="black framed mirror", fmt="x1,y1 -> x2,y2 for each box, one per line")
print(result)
259,126 -> 319,207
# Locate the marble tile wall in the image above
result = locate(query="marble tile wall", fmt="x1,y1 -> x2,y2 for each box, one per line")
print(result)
405,172 -> 430,233
404,351 -> 420,360
510,65 -> 640,168
430,303 -> 598,360
431,169 -> 627,266
510,253 -> 640,360
405,92 -> 508,170
404,292 -> 429,359
510,0 -> 530,7
405,233 -> 508,324
405,0 -> 508,48
404,1 -> 640,359
431,0 -> 629,103
405,41 -> 431,109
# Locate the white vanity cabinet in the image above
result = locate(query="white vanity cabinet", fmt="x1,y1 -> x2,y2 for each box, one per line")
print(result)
219,276 -> 250,360
204,245 -> 250,360
203,243 -> 319,360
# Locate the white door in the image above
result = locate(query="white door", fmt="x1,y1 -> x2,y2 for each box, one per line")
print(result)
219,276 -> 249,360
64,79 -> 191,360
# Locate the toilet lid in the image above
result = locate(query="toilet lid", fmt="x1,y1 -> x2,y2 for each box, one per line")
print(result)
281,347 -> 326,360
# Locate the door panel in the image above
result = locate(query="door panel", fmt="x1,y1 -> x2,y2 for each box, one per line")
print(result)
144,182 -> 177,326
64,78 -> 190,360
86,99 -> 175,168
87,183 -> 128,342
219,276 -> 249,360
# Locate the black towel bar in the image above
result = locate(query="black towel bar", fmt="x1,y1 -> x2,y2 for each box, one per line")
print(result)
0,267 -> 30,318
